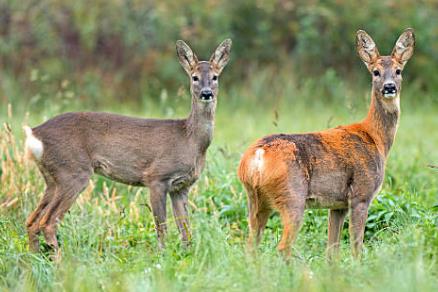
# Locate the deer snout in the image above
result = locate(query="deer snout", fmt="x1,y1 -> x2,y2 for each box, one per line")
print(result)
382,83 -> 397,98
200,89 -> 214,101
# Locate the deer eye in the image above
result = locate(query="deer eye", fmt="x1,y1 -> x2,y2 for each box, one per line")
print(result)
373,70 -> 380,77
192,76 -> 199,82
396,69 -> 401,75
212,75 -> 218,81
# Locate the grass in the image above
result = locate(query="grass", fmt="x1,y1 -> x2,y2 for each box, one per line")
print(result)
1,77 -> 438,291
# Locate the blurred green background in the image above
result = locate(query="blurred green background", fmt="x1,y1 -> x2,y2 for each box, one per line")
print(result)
1,0 -> 437,112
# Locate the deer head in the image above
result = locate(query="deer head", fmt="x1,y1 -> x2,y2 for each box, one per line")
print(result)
176,39 -> 232,108
357,29 -> 415,102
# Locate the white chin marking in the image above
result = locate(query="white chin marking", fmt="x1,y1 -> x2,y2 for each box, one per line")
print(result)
24,126 -> 44,160
384,93 -> 397,98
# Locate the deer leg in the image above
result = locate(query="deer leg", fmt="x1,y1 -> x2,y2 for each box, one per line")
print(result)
277,201 -> 305,258
26,183 -> 56,252
246,187 -> 258,249
255,207 -> 271,246
38,173 -> 90,258
326,208 -> 348,260
170,187 -> 191,245
149,181 -> 168,249
247,191 -> 271,250
276,174 -> 307,258
349,201 -> 370,258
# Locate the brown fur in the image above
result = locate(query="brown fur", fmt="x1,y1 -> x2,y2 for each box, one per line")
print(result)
25,39 -> 232,257
238,29 -> 415,258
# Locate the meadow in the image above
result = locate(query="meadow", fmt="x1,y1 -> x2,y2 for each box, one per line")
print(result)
1,1 -> 438,290
1,67 -> 438,291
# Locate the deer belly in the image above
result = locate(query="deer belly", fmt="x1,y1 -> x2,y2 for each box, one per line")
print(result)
305,196 -> 348,209
92,156 -> 145,186
306,170 -> 349,209
169,174 -> 197,192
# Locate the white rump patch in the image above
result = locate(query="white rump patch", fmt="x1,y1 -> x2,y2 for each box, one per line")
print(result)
251,148 -> 265,173
23,126 -> 43,160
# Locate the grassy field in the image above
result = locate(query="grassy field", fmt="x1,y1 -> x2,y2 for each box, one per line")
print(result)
1,77 -> 438,291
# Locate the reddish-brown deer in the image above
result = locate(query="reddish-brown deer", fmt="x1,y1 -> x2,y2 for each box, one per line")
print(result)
238,29 -> 415,258
24,39 -> 232,257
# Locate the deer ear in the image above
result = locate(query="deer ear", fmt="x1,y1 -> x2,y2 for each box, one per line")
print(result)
209,39 -> 232,74
356,30 -> 380,66
392,28 -> 415,67
176,40 -> 198,75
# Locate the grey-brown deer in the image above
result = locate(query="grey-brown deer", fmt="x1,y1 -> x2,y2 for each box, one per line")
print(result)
24,39 -> 232,257
238,29 -> 414,258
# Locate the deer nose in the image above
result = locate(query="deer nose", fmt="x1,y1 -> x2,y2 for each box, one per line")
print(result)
200,89 -> 214,101
382,83 -> 397,96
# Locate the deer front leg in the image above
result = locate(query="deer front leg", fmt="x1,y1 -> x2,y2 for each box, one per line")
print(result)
170,187 -> 191,245
149,182 -> 168,249
349,200 -> 370,258
326,209 -> 348,260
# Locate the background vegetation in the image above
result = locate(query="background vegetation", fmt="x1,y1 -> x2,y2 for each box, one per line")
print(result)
1,0 -> 437,291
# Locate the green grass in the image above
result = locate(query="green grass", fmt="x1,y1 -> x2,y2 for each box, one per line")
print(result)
1,82 -> 437,291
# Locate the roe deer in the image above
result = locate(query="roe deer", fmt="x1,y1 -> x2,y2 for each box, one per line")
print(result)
238,29 -> 415,258
24,39 -> 232,256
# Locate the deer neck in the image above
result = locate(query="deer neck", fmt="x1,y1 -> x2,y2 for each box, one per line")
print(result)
185,98 -> 216,153
363,87 -> 400,157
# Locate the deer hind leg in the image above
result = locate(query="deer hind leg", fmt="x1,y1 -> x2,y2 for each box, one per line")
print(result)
38,172 -> 91,257
275,177 -> 307,258
26,181 -> 56,252
277,200 -> 305,258
326,209 -> 348,260
246,186 -> 272,250
251,206 -> 271,247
